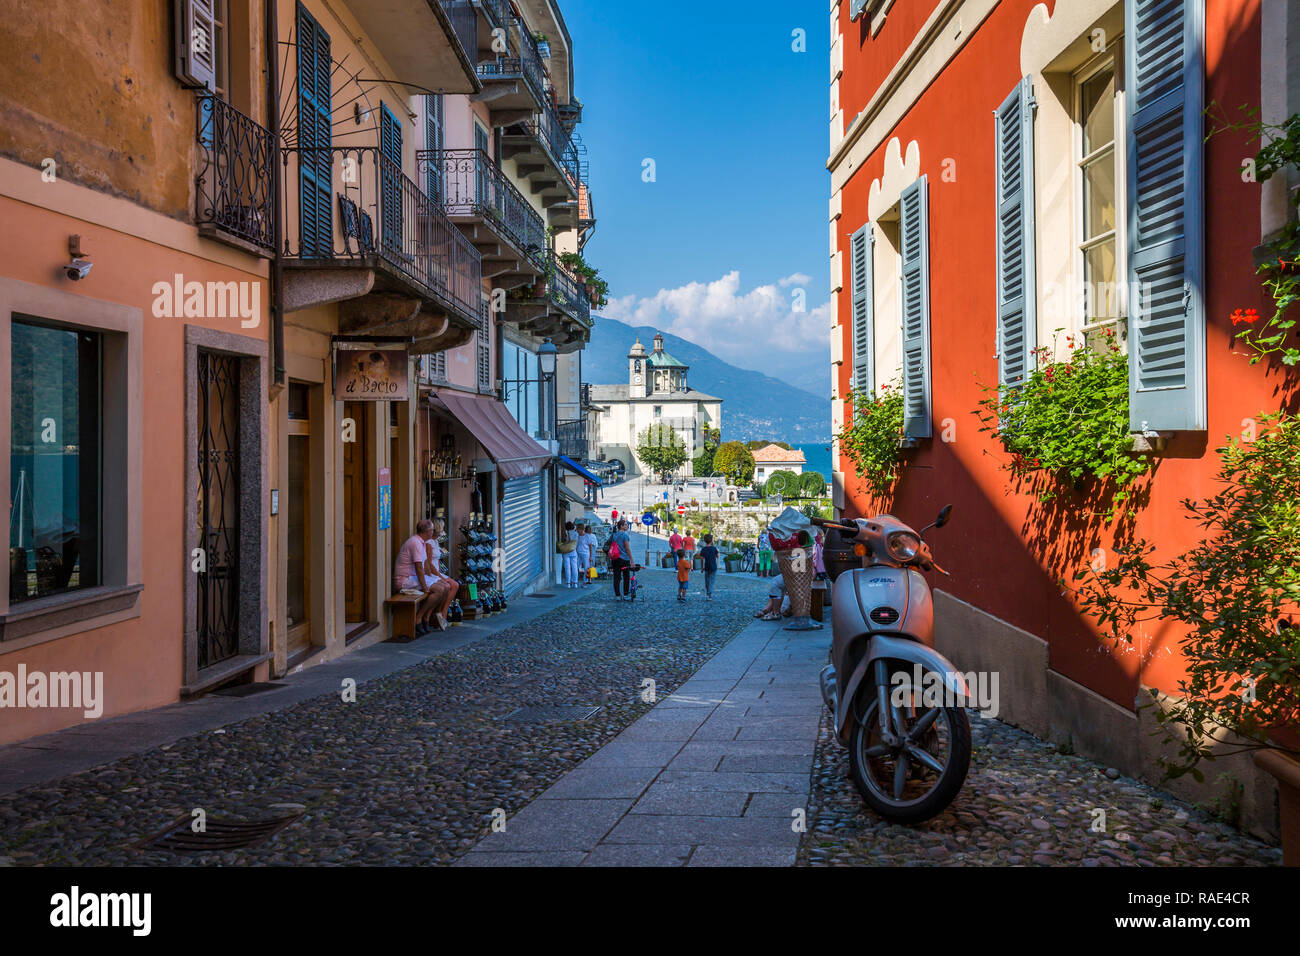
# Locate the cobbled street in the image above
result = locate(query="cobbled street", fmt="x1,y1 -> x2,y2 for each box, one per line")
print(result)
0,570 -> 1282,867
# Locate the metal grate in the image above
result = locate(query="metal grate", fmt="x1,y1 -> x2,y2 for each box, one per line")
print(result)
525,593 -> 556,598
210,682 -> 287,698
501,705 -> 601,723
136,811 -> 303,852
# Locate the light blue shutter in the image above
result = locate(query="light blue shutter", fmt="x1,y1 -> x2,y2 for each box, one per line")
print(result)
996,76 -> 1037,388
850,224 -> 874,396
379,103 -> 403,257
1126,0 -> 1205,432
900,176 -> 932,439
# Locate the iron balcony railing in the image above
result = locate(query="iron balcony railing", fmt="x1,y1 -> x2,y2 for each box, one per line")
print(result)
195,94 -> 275,253
281,145 -> 481,321
547,251 -> 592,328
419,148 -> 546,266
441,0 -> 479,67
474,0 -> 512,33
527,99 -> 582,187
477,19 -> 545,105
557,419 -> 589,461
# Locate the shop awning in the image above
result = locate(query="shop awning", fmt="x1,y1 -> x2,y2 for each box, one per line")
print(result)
558,455 -> 602,486
431,392 -> 551,480
558,483 -> 590,507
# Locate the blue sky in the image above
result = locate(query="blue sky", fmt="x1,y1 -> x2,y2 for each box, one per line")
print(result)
562,0 -> 833,396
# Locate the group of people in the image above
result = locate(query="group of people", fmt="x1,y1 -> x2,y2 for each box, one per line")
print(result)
674,533 -> 720,601
394,518 -> 458,635
560,520 -> 601,589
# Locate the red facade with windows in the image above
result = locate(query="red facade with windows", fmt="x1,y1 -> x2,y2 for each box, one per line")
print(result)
831,1 -> 1273,743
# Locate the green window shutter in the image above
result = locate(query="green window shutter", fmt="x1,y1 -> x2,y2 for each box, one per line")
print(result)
380,103 -> 403,255
425,94 -> 444,203
900,176 -> 932,439
849,224 -> 874,396
296,3 -> 332,258
995,76 -> 1037,388
1125,0 -> 1206,432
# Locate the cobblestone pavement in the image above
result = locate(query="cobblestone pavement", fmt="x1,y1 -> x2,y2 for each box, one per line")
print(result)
798,705 -> 1283,866
0,571 -> 770,866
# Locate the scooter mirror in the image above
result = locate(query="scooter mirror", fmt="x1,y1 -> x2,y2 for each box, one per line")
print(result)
935,504 -> 953,529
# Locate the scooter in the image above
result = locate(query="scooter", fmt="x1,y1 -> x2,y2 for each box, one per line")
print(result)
812,506 -> 971,824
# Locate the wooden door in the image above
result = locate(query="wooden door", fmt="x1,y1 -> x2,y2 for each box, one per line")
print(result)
343,401 -> 370,623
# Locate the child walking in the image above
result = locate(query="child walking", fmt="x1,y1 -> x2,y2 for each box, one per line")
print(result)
675,548 -> 691,602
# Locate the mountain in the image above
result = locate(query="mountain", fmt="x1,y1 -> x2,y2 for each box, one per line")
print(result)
581,316 -> 831,443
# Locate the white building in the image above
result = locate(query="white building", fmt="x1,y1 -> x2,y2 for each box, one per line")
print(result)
752,444 -> 806,483
590,333 -> 722,477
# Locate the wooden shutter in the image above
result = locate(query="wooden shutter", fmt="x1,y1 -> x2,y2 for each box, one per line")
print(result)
849,224 -> 874,396
176,0 -> 218,91
380,103 -> 403,256
900,176 -> 932,439
296,3 -> 332,258
995,76 -> 1037,388
1125,0 -> 1205,432
425,94 -> 444,203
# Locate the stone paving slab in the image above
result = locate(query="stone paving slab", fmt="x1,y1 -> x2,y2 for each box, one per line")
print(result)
461,618 -> 827,866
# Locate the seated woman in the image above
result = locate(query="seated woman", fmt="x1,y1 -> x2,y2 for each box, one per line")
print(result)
421,518 -> 458,631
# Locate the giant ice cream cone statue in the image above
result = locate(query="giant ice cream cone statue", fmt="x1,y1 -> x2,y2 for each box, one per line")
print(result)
769,507 -> 822,631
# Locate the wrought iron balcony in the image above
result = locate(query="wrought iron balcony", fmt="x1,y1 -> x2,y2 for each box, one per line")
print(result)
546,252 -> 592,328
195,94 -> 274,254
476,18 -> 546,109
419,148 -> 546,268
557,419 -> 589,462
474,0 -> 513,33
441,0 -> 479,66
280,145 -> 481,324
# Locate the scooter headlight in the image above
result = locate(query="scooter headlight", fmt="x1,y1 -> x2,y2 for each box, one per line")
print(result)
886,531 -> 921,562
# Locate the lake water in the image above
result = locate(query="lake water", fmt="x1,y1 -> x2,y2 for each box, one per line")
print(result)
794,442 -> 833,482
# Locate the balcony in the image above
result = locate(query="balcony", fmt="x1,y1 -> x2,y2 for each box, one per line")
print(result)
280,146 -> 483,353
419,148 -> 545,286
195,94 -> 274,256
503,250 -> 591,353
557,419 -> 589,461
337,0 -> 479,94
501,98 -> 581,208
474,19 -> 547,123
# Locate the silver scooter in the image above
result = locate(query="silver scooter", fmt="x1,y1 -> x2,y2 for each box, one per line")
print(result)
813,506 -> 971,823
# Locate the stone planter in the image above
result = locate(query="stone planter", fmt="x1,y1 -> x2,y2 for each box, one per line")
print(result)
1254,749 -> 1300,866
724,558 -> 739,573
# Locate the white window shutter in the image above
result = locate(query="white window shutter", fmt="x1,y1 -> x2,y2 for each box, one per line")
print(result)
175,0 -> 218,91
1126,0 -> 1206,432
900,176 -> 932,439
995,76 -> 1037,388
850,224 -> 874,396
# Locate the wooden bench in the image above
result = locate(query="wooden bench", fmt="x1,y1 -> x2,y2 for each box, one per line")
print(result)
385,592 -> 429,642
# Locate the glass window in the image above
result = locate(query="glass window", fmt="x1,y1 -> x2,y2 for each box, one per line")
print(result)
9,319 -> 101,603
1076,56 -> 1124,341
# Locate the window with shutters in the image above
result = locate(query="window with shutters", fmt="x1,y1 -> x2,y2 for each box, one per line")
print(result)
296,2 -> 333,258
176,0 -> 228,98
1075,48 -> 1127,349
849,225 -> 874,396
425,94 -> 444,204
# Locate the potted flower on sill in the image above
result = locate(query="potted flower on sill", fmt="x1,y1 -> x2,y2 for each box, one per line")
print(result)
534,32 -> 551,58
1074,412 -> 1300,861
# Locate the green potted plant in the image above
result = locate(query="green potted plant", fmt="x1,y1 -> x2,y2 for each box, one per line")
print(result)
724,551 -> 742,573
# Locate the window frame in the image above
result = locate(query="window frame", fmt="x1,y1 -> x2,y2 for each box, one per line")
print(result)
1072,42 -> 1128,342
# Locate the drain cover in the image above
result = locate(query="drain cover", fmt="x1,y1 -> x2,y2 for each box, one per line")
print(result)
501,705 -> 601,722
210,682 -> 287,698
136,812 -> 303,852
526,593 -> 556,598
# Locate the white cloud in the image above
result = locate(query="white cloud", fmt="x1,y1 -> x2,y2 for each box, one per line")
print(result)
601,271 -> 830,370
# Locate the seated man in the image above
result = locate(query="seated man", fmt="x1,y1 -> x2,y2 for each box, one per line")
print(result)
422,518 -> 458,631
394,519 -> 442,634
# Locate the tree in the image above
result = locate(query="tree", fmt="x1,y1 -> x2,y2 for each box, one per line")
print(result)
691,449 -> 715,476
714,441 -> 755,484
636,423 -> 687,480
763,469 -> 801,497
701,423 -> 722,455
799,470 -> 829,498
744,439 -> 792,451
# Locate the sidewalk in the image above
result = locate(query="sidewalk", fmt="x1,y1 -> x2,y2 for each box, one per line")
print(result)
458,617 -> 827,866
0,585 -> 594,797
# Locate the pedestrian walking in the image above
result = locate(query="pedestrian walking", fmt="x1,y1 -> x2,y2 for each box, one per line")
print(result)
699,533 -> 719,599
669,527 -> 684,557
813,531 -> 828,581
757,527 -> 774,578
561,520 -> 580,588
575,522 -> 592,586
683,530 -> 696,562
676,549 -> 691,602
608,519 -> 635,600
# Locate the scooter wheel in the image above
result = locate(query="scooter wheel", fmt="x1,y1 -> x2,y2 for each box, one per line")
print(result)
848,694 -> 971,825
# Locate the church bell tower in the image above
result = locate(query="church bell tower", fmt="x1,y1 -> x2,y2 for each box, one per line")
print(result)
628,337 -> 649,398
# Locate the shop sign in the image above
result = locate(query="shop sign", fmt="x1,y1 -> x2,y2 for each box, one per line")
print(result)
333,344 -> 409,401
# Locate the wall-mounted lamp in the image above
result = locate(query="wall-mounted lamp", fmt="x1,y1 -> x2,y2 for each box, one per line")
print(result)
538,337 -> 558,380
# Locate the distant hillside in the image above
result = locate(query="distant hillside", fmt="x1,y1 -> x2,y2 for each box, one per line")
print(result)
582,317 -> 831,443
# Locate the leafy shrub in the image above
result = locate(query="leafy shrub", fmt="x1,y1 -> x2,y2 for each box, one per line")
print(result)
836,383 -> 905,500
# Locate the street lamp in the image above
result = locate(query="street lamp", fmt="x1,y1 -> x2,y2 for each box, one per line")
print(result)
538,338 -> 558,440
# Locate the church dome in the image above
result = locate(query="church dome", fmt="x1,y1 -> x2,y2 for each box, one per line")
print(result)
628,337 -> 647,357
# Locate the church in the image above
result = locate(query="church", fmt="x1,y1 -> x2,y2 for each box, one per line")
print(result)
589,333 -> 723,478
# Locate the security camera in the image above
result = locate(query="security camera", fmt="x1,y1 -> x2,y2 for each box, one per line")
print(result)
64,258 -> 92,281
